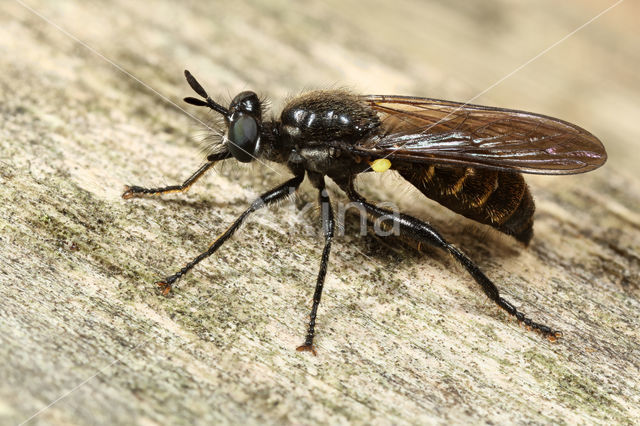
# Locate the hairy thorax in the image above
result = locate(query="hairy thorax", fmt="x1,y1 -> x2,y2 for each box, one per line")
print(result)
280,90 -> 380,145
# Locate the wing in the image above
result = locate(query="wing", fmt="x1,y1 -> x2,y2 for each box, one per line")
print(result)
354,95 -> 607,174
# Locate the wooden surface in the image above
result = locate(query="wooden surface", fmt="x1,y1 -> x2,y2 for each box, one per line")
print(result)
1,0 -> 639,424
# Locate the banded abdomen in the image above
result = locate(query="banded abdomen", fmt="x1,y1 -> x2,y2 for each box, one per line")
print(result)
396,164 -> 535,245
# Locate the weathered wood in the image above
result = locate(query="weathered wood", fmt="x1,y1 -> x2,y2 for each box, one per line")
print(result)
1,1 -> 639,424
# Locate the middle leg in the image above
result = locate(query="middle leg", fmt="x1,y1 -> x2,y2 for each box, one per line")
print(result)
296,177 -> 335,355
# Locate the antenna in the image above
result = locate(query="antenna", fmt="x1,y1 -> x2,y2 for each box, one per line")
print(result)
183,70 -> 229,117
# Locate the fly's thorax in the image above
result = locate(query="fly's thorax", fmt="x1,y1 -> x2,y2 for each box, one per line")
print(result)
247,120 -> 289,163
280,90 -> 381,145
284,144 -> 366,177
288,146 -> 335,174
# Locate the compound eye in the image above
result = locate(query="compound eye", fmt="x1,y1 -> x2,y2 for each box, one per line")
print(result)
228,115 -> 259,163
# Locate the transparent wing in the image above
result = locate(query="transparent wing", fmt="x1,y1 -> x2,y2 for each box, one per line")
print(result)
356,95 -> 607,174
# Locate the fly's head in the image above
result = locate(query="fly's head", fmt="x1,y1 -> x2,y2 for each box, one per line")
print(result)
183,70 -> 263,163
225,91 -> 262,162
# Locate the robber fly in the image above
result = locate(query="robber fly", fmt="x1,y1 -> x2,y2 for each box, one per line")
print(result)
123,70 -> 606,354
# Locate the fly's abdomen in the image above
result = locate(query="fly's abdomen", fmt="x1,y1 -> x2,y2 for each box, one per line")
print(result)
398,165 -> 535,245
